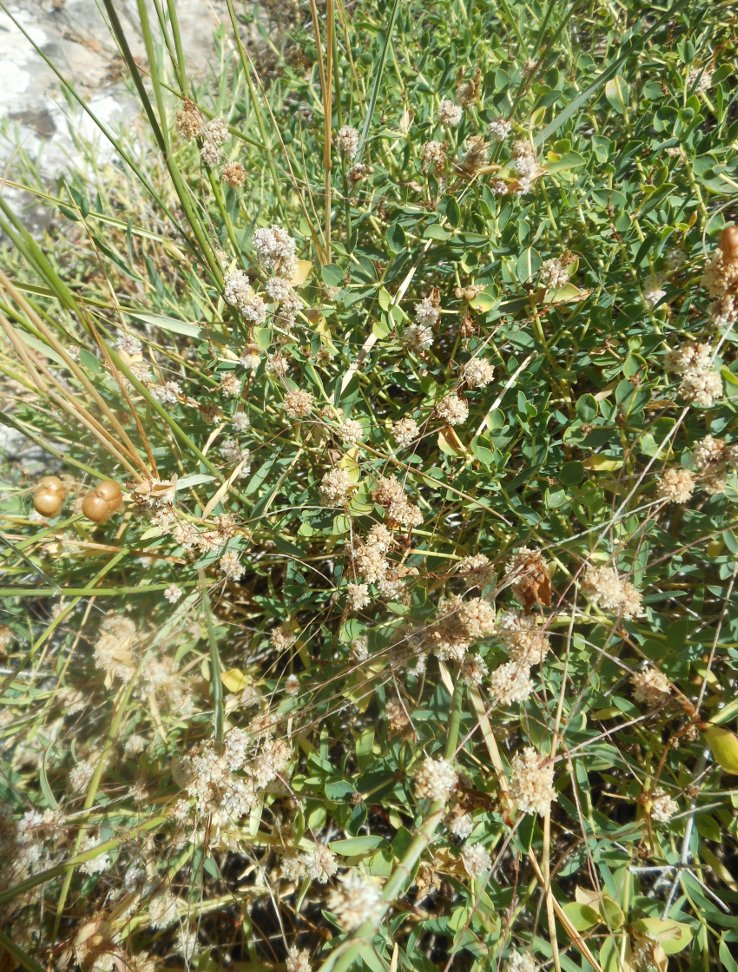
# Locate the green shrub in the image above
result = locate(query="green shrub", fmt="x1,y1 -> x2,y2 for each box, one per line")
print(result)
1,1 -> 738,970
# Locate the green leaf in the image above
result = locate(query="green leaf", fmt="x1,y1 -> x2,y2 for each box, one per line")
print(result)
560,461 -> 585,485
704,725 -> 738,774
469,291 -> 496,312
329,835 -> 387,856
40,748 -> 59,810
633,918 -> 693,955
373,315 -> 392,339
562,901 -> 600,931
321,264 -> 345,287
445,197 -> 461,227
516,247 -> 541,284
546,150 -> 586,173
423,223 -> 452,241
575,395 -> 598,422
127,311 -> 201,338
605,76 -> 630,114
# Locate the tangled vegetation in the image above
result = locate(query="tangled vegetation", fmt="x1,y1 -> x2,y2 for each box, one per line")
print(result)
2,0 -> 738,969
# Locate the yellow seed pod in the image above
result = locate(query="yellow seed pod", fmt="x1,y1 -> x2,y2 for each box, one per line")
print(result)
704,724 -> 738,774
719,226 -> 738,261
82,492 -> 114,524
34,490 -> 63,517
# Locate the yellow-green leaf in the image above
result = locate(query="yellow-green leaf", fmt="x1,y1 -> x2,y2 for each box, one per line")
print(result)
583,454 -> 624,471
633,918 -> 693,955
704,724 -> 738,774
437,427 -> 471,457
221,668 -> 251,693
290,259 -> 313,287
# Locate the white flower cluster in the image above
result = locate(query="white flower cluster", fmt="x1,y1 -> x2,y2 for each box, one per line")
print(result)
512,140 -> 542,192
336,124 -> 360,159
582,564 -> 643,619
266,275 -> 302,327
462,357 -> 495,388
666,341 -> 723,408
509,746 -> 557,816
180,722 -> 291,825
224,270 -> 268,324
539,257 -> 570,290
253,225 -> 298,279
435,394 -> 469,426
403,323 -> 434,351
414,754 -> 458,804
461,842 -> 492,877
319,467 -> 354,506
392,416 -> 420,448
650,788 -> 679,823
488,660 -> 534,705
504,952 -> 539,972
422,139 -> 446,172
488,118 -> 512,140
414,295 -> 440,327
327,871 -> 384,930
438,99 -> 463,126
693,434 -> 738,494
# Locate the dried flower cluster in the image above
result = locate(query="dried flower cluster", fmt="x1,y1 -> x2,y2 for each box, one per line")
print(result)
503,548 -> 551,610
180,722 -> 291,827
657,467 -> 695,503
5,7 -> 735,971
371,476 -> 423,528
702,226 -> 738,322
631,666 -> 671,707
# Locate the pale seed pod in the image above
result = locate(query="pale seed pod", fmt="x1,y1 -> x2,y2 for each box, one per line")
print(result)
37,475 -> 66,495
33,476 -> 67,516
34,490 -> 64,517
82,492 -> 114,523
94,480 -> 122,508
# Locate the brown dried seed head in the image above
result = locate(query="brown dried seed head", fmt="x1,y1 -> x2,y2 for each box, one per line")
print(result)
719,225 -> 738,261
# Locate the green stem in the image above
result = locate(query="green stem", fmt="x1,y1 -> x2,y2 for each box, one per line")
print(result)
52,677 -> 138,936
200,571 -> 225,751
224,0 -> 287,221
318,677 -> 466,972
444,674 -> 465,761
0,815 -> 169,909
165,0 -> 190,96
